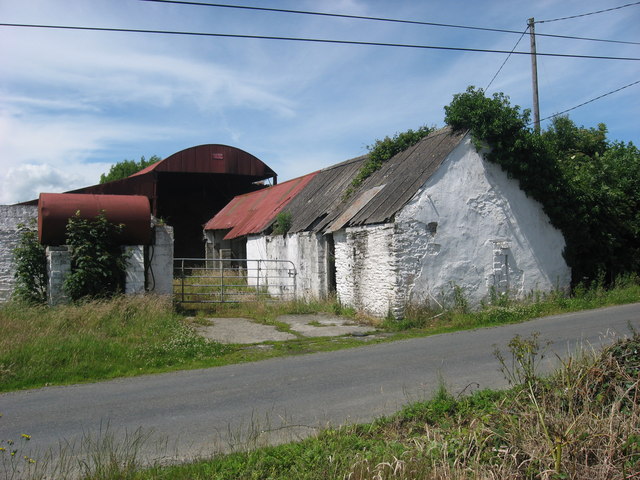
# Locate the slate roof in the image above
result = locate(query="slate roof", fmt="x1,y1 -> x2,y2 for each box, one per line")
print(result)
205,126 -> 468,237
284,126 -> 467,233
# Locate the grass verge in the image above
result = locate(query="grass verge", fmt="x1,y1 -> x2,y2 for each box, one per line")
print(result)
0,277 -> 638,393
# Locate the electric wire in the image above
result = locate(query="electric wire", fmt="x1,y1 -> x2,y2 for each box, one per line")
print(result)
486,26 -> 529,91
536,1 -> 640,23
139,0 -> 640,46
2,23 -> 640,61
537,79 -> 640,124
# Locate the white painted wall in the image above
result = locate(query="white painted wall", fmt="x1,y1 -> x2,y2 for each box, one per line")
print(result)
394,134 -> 570,312
0,205 -> 38,302
246,232 -> 327,299
333,224 -> 397,317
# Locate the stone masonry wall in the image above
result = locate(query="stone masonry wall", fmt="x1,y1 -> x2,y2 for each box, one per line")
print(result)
0,205 -> 38,302
333,224 -> 396,317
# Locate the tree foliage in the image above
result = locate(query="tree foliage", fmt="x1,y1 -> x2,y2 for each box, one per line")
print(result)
99,155 -> 161,184
63,212 -> 129,301
444,86 -> 640,285
12,219 -> 47,304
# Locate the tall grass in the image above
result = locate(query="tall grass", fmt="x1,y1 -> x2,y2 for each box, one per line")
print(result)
386,273 -> 640,332
0,295 -> 232,392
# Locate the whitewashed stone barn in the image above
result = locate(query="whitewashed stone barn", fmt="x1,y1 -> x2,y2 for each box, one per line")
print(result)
205,127 -> 571,318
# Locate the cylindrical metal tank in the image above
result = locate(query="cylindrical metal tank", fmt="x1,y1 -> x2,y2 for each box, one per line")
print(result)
38,193 -> 151,245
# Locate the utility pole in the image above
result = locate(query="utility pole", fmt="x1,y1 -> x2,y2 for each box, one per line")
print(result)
528,17 -> 541,132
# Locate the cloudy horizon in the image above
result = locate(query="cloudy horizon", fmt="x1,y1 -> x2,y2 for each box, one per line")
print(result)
1,0 -> 638,204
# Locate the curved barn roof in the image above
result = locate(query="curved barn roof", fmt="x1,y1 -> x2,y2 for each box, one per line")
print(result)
130,144 -> 276,178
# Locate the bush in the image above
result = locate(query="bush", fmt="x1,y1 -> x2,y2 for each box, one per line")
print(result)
63,212 -> 128,301
12,219 -> 47,304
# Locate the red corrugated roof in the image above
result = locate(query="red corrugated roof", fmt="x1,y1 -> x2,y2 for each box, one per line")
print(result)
204,172 -> 318,239
129,144 -> 276,178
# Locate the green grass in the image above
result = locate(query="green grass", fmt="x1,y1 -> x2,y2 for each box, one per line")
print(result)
0,295 -> 235,392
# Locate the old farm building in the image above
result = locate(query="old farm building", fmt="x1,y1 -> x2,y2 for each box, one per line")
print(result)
205,127 -> 571,317
58,144 -> 277,258
0,144 -> 277,301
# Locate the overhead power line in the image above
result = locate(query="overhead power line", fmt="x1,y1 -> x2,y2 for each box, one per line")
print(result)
2,23 -> 640,61
486,27 -> 529,91
537,1 -> 640,23
139,0 -> 640,46
538,79 -> 640,123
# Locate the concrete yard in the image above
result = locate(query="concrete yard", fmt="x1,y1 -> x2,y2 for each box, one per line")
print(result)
193,313 -> 376,344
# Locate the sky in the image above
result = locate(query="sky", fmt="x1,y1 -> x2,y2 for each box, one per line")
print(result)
1,0 -> 638,204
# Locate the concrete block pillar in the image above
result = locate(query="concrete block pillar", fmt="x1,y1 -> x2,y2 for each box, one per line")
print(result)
124,245 -> 145,294
149,224 -> 174,295
46,246 -> 70,306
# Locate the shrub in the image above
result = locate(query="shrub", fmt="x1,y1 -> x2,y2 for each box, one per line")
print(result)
63,212 -> 128,301
12,219 -> 47,304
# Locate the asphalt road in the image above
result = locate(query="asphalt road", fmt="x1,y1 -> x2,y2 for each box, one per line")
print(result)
2,303 -> 639,470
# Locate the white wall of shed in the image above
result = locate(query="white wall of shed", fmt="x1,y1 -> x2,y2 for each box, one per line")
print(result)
0,205 -> 38,302
394,133 -> 571,311
246,232 -> 327,299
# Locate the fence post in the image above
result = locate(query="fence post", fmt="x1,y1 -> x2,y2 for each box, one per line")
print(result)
180,259 -> 185,303
220,263 -> 224,302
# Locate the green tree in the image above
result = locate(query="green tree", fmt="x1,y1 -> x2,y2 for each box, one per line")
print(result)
99,155 -> 161,184
63,212 -> 128,301
543,118 -> 640,282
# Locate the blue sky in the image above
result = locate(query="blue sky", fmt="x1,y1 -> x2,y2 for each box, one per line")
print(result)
1,0 -> 638,204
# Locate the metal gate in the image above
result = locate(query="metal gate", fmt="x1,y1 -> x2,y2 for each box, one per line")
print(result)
173,258 -> 297,304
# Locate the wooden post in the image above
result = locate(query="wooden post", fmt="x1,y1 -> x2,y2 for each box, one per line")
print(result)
529,17 -> 541,132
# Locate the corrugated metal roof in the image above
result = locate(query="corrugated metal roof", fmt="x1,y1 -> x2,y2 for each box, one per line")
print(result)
204,172 -> 318,240
205,127 -> 467,239
131,144 -> 277,178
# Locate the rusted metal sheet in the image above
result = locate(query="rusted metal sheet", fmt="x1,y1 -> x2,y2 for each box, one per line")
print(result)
38,193 -> 151,245
204,172 -> 318,240
131,144 -> 277,178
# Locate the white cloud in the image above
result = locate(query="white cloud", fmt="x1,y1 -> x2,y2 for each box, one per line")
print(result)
0,0 -> 637,204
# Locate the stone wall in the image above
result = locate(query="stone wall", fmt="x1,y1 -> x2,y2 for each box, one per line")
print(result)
0,205 -> 38,302
333,224 -> 397,317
